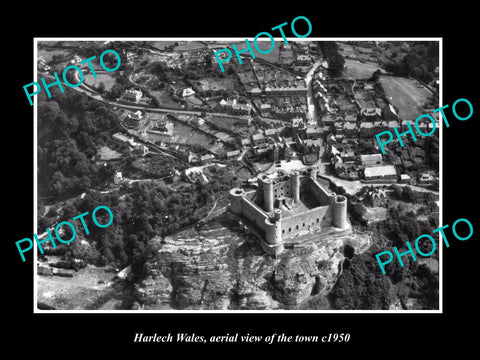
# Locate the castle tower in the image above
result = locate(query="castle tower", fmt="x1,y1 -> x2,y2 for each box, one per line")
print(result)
291,171 -> 300,203
273,208 -> 282,222
262,209 -> 284,255
228,188 -> 244,215
272,210 -> 282,246
333,195 -> 348,229
262,178 -> 274,212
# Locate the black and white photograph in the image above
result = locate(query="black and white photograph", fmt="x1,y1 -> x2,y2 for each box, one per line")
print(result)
6,5 -> 478,355
33,38 -> 441,312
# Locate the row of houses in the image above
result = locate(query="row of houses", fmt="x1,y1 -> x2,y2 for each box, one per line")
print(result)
326,138 -> 421,184
122,88 -> 144,103
320,103 -> 438,147
213,98 -> 252,116
236,115 -> 324,164
246,78 -> 308,120
247,84 -> 308,98
326,132 -> 399,182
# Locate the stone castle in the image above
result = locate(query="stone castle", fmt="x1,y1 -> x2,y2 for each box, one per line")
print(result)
228,169 -> 349,255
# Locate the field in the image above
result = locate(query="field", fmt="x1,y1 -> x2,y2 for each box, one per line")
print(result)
37,47 -> 72,61
37,259 -> 123,310
150,41 -> 177,50
363,207 -> 388,224
146,41 -> 207,52
343,59 -> 383,80
194,76 -> 239,92
129,154 -> 187,178
337,42 -> 357,58
97,146 -> 122,160
146,115 -> 213,147
174,41 -> 207,51
149,90 -> 184,109
339,41 -> 411,68
279,47 -> 295,65
228,41 -> 278,61
252,40 -> 281,63
379,75 -> 433,120
209,115 -> 256,136
236,67 -> 258,85
83,72 -> 116,91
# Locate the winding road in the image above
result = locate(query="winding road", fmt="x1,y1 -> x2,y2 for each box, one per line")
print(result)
40,72 -> 252,120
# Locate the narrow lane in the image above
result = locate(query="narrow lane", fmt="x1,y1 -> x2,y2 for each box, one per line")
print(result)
305,60 -> 322,125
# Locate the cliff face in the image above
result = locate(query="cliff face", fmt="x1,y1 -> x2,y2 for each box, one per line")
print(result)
135,214 -> 370,310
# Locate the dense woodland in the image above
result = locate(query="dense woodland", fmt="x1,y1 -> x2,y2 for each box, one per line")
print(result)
318,42 -> 345,77
330,187 -> 439,310
38,89 -> 238,276
384,42 -> 439,83
38,89 -> 123,198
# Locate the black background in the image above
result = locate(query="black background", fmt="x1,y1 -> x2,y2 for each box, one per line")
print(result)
5,3 -> 478,355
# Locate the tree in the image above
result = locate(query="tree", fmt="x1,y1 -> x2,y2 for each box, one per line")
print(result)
98,163 -> 116,185
329,53 -> 345,77
97,81 -> 106,94
402,186 -> 419,203
371,69 -> 382,82
414,264 -> 439,309
106,83 -> 124,100
392,185 -> 403,200
61,204 -> 77,219
204,54 -> 212,68
317,42 -> 345,77
384,42 -> 438,83
386,254 -> 418,284
46,206 -> 58,217
329,253 -> 395,309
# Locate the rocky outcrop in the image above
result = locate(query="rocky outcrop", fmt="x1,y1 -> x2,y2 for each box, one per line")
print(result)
135,213 -> 371,310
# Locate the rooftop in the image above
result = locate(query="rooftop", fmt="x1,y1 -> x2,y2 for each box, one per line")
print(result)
364,165 -> 397,178
252,133 -> 266,141
360,154 -> 382,162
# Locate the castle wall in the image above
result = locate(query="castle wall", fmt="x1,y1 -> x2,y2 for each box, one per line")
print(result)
280,205 -> 329,238
321,206 -> 333,226
307,177 -> 334,205
240,197 -> 269,231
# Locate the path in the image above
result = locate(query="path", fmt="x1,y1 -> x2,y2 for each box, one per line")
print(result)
40,72 -> 252,121
124,176 -> 168,185
317,167 -> 439,196
197,198 -> 218,224
305,60 -> 322,124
